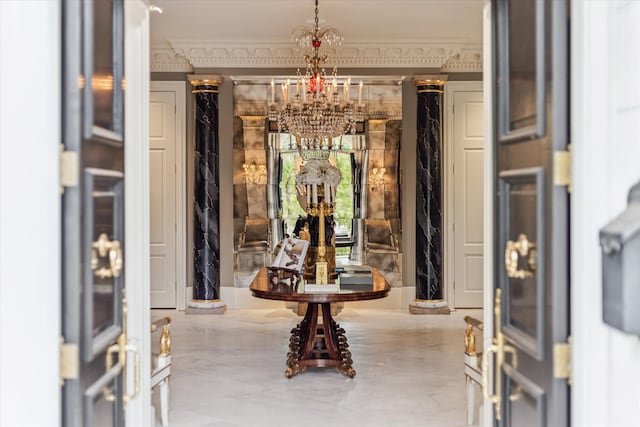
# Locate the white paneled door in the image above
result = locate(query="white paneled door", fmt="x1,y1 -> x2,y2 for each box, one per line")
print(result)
452,87 -> 485,307
149,89 -> 178,308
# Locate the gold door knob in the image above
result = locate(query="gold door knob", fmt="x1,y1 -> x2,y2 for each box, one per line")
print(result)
92,233 -> 123,278
504,233 -> 536,279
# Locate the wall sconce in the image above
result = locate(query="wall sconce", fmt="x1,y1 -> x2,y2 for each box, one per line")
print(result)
370,165 -> 386,191
242,161 -> 267,184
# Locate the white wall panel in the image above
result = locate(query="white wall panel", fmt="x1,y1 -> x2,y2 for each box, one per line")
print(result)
572,1 -> 640,425
0,3 -> 61,425
464,149 -> 484,244
464,255 -> 484,291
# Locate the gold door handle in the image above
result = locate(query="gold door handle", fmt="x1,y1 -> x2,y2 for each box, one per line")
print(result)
484,288 -> 524,420
92,233 -> 123,278
120,297 -> 139,404
484,289 -> 503,421
482,343 -> 500,407
102,339 -> 139,403
123,343 -> 140,402
102,297 -> 139,404
505,233 -> 536,279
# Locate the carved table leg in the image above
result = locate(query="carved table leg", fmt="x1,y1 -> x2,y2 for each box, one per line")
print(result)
285,302 -> 356,378
322,303 -> 356,377
285,303 -> 318,377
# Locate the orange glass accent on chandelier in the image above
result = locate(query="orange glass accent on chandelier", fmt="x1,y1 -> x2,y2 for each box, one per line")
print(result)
309,73 -> 324,94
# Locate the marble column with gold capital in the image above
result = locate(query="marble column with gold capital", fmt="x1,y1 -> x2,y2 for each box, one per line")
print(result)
410,75 -> 450,315
187,75 -> 226,314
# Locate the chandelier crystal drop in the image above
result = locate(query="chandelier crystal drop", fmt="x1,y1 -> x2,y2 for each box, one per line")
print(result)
268,0 -> 365,161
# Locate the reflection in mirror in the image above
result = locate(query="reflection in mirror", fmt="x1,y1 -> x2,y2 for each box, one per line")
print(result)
232,82 -> 403,288
92,194 -> 116,338
93,0 -> 114,131
278,134 -> 355,260
507,0 -> 537,131
507,181 -> 538,339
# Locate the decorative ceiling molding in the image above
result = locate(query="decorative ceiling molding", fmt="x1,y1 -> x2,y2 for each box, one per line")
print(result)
151,47 -> 194,73
150,40 -> 482,73
440,49 -> 483,72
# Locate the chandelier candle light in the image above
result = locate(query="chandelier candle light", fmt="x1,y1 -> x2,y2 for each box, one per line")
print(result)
269,0 -> 365,161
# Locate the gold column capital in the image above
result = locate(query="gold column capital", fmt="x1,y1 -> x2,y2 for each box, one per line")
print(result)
367,118 -> 389,125
188,74 -> 223,93
239,115 -> 268,125
413,74 -> 448,86
367,119 -> 389,133
414,75 -> 448,94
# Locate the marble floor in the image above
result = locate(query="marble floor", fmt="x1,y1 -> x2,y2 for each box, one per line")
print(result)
151,307 -> 483,427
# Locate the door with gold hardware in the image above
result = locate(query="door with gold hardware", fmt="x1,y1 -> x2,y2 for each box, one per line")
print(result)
489,0 -> 570,425
61,0 -> 137,425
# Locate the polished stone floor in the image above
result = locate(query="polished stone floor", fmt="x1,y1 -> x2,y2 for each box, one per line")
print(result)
151,307 -> 483,427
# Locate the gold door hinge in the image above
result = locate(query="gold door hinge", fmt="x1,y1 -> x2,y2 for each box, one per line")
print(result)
60,145 -> 79,193
60,338 -> 79,384
553,146 -> 571,192
553,337 -> 572,384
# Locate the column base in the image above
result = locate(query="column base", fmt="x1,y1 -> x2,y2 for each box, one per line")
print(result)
186,299 -> 227,314
409,299 -> 451,315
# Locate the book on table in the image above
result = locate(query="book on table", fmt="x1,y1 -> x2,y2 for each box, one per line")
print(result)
336,265 -> 372,275
303,283 -> 339,293
339,267 -> 374,291
270,237 -> 309,273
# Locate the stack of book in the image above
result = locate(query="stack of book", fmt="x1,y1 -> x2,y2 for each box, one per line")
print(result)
303,283 -> 339,293
339,266 -> 373,291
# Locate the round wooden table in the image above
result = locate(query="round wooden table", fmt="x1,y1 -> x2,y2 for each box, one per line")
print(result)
249,267 -> 390,378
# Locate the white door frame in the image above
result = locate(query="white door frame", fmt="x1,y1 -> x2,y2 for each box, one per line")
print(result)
443,81 -> 484,309
481,1 -> 495,426
124,0 -> 151,424
150,81 -> 187,310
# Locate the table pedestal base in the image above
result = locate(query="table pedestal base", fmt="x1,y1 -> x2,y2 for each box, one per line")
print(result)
285,302 -> 355,378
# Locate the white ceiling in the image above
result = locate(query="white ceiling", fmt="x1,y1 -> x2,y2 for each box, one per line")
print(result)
149,0 -> 484,72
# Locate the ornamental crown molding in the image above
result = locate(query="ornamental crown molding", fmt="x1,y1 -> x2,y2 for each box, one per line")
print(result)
151,47 -> 193,72
150,40 -> 482,73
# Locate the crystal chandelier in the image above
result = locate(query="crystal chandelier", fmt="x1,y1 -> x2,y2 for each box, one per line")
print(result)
268,0 -> 365,160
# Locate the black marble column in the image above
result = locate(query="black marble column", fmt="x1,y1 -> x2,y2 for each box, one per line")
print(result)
190,77 -> 223,303
414,78 -> 447,305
